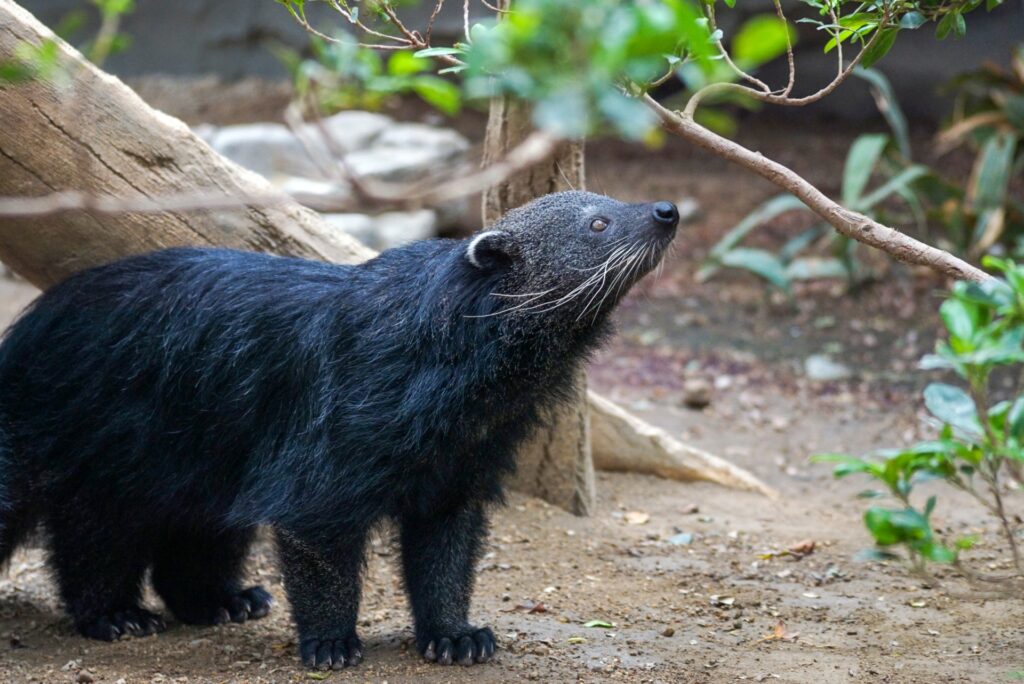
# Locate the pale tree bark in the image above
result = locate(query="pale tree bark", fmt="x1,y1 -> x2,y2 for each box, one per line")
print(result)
0,2 -> 373,286
480,10 -> 595,513
0,0 -> 774,514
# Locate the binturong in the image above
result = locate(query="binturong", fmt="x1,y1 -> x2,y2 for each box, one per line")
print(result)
0,190 -> 678,669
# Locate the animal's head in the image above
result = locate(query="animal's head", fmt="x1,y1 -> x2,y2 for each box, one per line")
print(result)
465,191 -> 679,326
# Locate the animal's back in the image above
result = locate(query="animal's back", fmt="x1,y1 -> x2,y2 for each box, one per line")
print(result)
0,247 -> 393,532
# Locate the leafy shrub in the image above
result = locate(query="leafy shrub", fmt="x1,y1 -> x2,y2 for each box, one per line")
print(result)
816,257 -> 1024,589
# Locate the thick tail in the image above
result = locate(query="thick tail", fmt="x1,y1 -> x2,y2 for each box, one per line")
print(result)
0,424 -> 31,567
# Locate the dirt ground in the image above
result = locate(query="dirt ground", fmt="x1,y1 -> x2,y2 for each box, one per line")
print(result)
1,86 -> 1022,683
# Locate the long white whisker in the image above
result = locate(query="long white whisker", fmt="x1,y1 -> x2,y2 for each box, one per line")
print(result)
585,242 -> 646,322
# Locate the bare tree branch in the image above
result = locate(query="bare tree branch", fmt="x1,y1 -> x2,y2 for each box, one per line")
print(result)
288,0 -> 465,67
684,7 -> 891,118
644,94 -> 990,283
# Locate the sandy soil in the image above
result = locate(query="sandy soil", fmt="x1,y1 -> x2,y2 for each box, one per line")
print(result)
0,90 -> 1021,683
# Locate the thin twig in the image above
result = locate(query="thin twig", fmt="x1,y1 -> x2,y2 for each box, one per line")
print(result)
290,0 -> 463,67
426,0 -> 445,45
326,0 -> 408,44
773,0 -> 795,97
705,2 -> 771,94
683,6 -> 892,119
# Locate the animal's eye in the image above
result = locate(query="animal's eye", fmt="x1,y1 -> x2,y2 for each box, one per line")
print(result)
590,218 -> 609,233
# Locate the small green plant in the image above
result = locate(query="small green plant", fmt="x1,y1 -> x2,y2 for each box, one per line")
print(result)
815,256 -> 1024,590
698,68 -> 928,294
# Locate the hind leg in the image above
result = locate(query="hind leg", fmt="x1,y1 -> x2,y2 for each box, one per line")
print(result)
46,514 -> 165,641
152,527 -> 271,626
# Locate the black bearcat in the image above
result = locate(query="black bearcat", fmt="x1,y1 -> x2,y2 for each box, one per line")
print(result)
0,191 -> 678,668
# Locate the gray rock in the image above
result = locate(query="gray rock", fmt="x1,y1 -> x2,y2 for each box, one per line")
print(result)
344,147 -> 458,183
682,377 -> 712,409
342,123 -> 470,183
374,123 -> 470,153
208,123 -> 323,180
305,110 -> 392,154
321,210 -> 437,251
668,532 -> 694,545
277,177 -> 352,211
804,354 -> 852,381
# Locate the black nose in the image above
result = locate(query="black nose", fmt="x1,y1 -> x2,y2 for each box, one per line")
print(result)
652,201 -> 679,226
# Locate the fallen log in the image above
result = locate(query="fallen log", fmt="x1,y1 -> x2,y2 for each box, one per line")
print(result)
589,392 -> 777,498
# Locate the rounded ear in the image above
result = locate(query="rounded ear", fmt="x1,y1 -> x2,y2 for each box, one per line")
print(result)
465,230 -> 514,271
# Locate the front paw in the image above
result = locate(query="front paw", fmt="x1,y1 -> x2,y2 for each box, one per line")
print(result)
299,634 -> 364,670
419,626 -> 496,666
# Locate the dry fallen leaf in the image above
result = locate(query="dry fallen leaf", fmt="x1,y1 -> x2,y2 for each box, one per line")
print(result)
759,539 -> 817,561
788,539 -> 816,556
504,599 -> 547,614
624,511 -> 650,525
755,620 -> 799,645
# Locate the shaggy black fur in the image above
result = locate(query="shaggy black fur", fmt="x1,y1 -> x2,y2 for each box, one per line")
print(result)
0,191 -> 677,668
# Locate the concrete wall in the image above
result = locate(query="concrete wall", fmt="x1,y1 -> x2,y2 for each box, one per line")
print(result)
16,0 -> 1024,122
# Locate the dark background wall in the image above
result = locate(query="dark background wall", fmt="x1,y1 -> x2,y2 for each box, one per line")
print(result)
16,0 -> 1024,123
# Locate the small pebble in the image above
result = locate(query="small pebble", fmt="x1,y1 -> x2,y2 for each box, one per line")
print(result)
682,378 -> 712,409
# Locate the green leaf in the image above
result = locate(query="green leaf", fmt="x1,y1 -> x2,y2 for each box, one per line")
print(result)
968,131 -> 1016,213
859,28 -> 898,69
732,15 -> 795,67
411,75 -> 461,115
1008,397 -> 1024,439
413,46 -> 464,58
855,165 -> 930,211
597,90 -> 657,141
864,507 -> 931,546
923,383 -> 981,436
584,619 -> 615,628
707,194 -> 807,261
852,68 -> 911,159
920,543 -> 957,563
898,11 -> 927,29
785,257 -> 850,281
718,248 -> 790,292
533,89 -> 589,138
954,535 -> 979,550
842,134 -> 889,205
939,298 -> 978,342
388,51 -> 430,76
936,12 -> 966,39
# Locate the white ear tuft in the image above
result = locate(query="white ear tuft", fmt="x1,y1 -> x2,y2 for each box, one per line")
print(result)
466,231 -> 502,270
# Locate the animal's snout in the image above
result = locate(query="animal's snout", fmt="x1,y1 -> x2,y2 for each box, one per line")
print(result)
652,201 -> 679,227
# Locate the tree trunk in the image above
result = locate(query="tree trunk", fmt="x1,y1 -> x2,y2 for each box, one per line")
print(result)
481,89 -> 595,514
